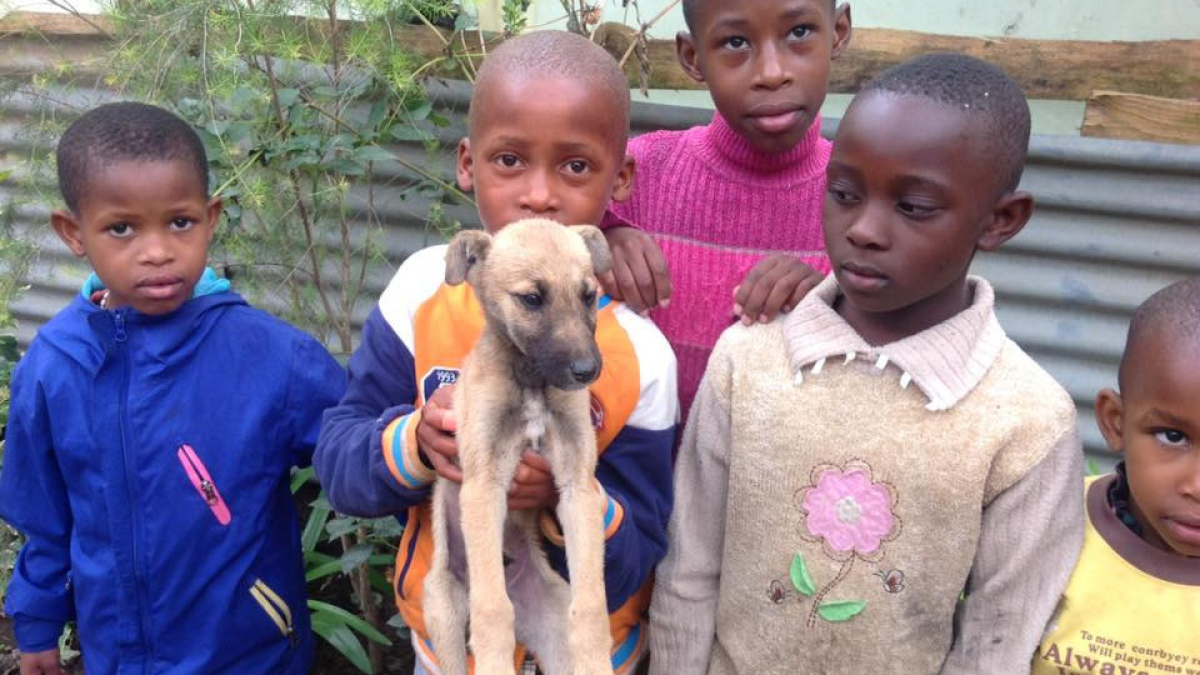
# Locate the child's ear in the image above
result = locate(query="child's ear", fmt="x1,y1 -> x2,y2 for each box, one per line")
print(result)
675,32 -> 704,83
977,190 -> 1034,252
1094,388 -> 1126,455
51,209 -> 87,258
203,197 -> 222,244
456,138 -> 475,192
831,3 -> 853,60
610,154 -> 636,203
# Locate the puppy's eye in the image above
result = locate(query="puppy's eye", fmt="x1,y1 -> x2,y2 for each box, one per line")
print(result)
519,293 -> 543,309
582,289 -> 597,306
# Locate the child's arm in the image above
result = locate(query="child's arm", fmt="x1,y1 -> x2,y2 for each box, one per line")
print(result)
940,427 -> 1085,675
600,224 -> 672,316
0,357 -> 75,657
283,336 -> 347,469
314,307 -> 434,517
647,345 -> 735,675
733,254 -> 824,326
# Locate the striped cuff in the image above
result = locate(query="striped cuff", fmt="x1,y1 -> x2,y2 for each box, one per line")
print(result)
381,411 -> 435,489
539,480 -> 625,547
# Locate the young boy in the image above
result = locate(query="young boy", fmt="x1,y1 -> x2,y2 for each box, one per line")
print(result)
0,103 -> 346,674
600,0 -> 852,417
1034,278 -> 1200,673
650,53 -> 1085,675
314,30 -> 679,675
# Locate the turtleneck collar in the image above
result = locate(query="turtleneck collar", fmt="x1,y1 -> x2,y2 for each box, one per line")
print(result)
698,111 -> 829,181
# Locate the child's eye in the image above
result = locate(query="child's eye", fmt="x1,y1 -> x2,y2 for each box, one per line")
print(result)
789,25 -> 814,39
109,222 -> 133,237
897,201 -> 937,218
497,154 -> 521,168
722,36 -> 749,50
1155,429 -> 1188,446
565,160 -> 590,175
170,218 -> 196,231
828,187 -> 857,205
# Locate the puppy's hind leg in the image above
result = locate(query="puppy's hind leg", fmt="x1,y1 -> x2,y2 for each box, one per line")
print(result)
551,441 -> 613,675
461,446 -> 523,675
511,514 -> 573,675
425,482 -> 470,675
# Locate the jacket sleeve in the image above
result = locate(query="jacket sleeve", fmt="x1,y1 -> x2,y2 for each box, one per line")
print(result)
284,335 -> 348,469
940,426 -> 1085,675
647,342 -> 733,675
541,310 -> 679,612
314,307 -> 435,517
0,354 -> 75,652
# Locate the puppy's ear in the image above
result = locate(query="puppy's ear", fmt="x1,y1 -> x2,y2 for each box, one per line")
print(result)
570,225 -> 612,277
445,229 -> 492,286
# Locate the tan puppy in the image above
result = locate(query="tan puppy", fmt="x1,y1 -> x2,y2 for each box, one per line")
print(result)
424,219 -> 614,675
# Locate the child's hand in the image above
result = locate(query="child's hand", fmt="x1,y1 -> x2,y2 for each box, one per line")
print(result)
600,226 -> 672,315
507,451 -> 558,511
19,649 -> 65,675
734,255 -> 823,326
417,384 -> 462,483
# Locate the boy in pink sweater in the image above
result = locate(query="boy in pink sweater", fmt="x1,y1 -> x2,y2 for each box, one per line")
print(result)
604,0 -> 852,415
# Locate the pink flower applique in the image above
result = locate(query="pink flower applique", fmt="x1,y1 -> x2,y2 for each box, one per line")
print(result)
782,460 -> 902,626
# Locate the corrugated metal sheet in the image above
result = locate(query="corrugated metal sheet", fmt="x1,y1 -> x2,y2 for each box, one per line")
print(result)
3,46 -> 1199,463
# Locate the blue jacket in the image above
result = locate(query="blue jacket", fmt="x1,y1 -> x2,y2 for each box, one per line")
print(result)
0,276 -> 346,675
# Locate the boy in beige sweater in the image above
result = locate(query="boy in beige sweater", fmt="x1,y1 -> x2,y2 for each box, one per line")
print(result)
650,53 -> 1085,675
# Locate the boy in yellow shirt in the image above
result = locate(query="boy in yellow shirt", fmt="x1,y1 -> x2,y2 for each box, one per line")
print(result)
1035,277 -> 1200,674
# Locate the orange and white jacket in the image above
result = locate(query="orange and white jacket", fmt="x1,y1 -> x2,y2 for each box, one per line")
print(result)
315,244 -> 679,674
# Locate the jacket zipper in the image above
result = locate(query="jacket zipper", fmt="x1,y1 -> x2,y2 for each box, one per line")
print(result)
113,311 -> 156,662
177,444 -> 232,525
250,578 -> 297,647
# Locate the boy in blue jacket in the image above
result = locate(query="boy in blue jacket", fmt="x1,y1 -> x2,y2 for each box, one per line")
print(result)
315,31 -> 679,675
0,102 -> 346,675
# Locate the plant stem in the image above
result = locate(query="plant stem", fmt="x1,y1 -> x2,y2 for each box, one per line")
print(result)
618,0 -> 681,68
807,557 -> 854,628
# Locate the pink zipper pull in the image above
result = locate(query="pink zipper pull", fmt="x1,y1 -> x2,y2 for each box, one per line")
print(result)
177,444 -> 232,526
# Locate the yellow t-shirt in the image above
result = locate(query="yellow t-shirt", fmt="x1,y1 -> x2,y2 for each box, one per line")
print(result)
1033,475 -> 1200,675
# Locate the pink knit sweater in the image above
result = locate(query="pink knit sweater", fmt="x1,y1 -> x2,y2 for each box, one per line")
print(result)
608,113 -> 832,417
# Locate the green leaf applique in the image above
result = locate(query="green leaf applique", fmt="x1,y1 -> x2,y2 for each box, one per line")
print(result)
817,600 -> 866,622
789,552 -> 816,596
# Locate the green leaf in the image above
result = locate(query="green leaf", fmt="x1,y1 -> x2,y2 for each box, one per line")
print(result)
305,559 -> 343,583
789,552 -> 815,596
391,125 -> 431,142
325,516 -> 361,540
290,466 -> 314,494
818,600 -> 866,622
339,543 -> 374,573
301,501 -> 331,553
354,145 -> 394,163
311,615 -> 372,674
309,600 -> 392,646
277,87 -> 301,109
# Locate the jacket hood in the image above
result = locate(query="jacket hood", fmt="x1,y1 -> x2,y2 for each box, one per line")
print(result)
35,268 -> 247,373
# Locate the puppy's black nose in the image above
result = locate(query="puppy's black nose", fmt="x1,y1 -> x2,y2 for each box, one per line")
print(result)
570,360 -> 599,383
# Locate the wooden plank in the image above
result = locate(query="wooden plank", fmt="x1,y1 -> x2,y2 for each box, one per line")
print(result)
0,10 -> 111,37
1082,91 -> 1200,145
594,22 -> 1200,101
5,11 -> 1200,101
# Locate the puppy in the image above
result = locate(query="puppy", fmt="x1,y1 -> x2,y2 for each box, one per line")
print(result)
424,219 -> 614,675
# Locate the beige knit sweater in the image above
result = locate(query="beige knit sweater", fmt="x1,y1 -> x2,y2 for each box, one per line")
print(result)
649,276 -> 1084,675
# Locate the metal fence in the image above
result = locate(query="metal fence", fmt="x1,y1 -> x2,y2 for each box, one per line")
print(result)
3,50 -> 1200,464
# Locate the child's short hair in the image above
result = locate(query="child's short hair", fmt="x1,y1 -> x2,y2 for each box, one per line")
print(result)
57,101 -> 209,213
680,0 -> 837,33
469,30 -> 630,145
1120,277 -> 1200,387
863,52 -> 1031,193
